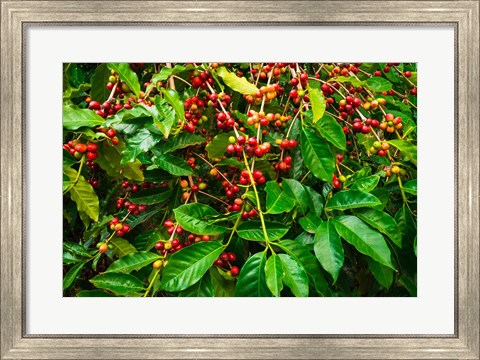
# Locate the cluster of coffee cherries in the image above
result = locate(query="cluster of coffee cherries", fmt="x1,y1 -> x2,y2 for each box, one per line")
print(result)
154,238 -> 184,255
244,83 -> 283,104
214,251 -> 240,277
86,160 -> 101,188
337,95 -> 363,118
63,140 -> 99,161
351,117 -> 376,134
246,110 -> 292,129
207,92 -> 231,110
121,180 -> 155,193
189,69 -> 214,89
96,127 -> 120,146
183,96 -> 207,133
239,169 -> 266,186
221,180 -> 240,198
369,141 -> 390,157
383,164 -> 406,178
87,97 -> 124,118
180,179 -> 207,194
214,110 -> 236,130
116,197 -> 148,215
108,217 -> 131,237
275,155 -> 292,173
379,113 -> 403,133
332,173 -> 346,189
225,135 -> 271,159
227,197 -> 243,212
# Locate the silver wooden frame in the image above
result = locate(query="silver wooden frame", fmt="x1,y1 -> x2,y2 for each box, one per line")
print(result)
1,1 -> 479,359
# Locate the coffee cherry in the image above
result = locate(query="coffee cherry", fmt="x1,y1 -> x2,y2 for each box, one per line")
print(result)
87,143 -> 98,152
391,165 -> 401,174
152,260 -> 163,269
230,266 -> 240,276
248,137 -> 258,147
228,136 -> 236,144
74,143 -> 87,153
86,151 -> 98,160
155,242 -> 164,250
98,243 -> 108,253
180,179 -> 189,188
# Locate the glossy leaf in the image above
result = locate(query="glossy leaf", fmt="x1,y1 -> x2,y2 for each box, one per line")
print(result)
350,176 -> 380,193
107,63 -> 141,96
367,257 -> 394,289
265,181 -> 295,214
282,178 -> 309,215
151,152 -> 195,176
63,262 -> 86,289
307,85 -> 326,123
304,185 -> 324,216
160,241 -> 224,292
315,114 -> 346,150
90,273 -> 144,296
174,203 -> 227,235
155,132 -> 204,154
355,208 -> 402,248
278,254 -> 309,297
217,66 -> 259,95
76,290 -> 115,297
179,271 -> 214,297
265,255 -> 284,297
277,240 -> 329,296
63,242 -> 91,258
301,127 -> 335,182
364,77 -> 392,92
133,229 -> 163,251
388,140 -> 417,165
395,204 -> 417,245
160,88 -> 184,121
90,63 -> 110,103
210,268 -> 236,297
146,97 -> 176,138
95,140 -> 144,182
403,179 -> 417,195
333,215 -> 394,269
298,212 -> 322,234
105,251 -> 161,274
64,167 -> 99,222
236,221 -> 289,241
109,237 -> 138,258
235,252 -> 271,297
128,187 -> 172,205
314,221 -> 344,283
122,128 -> 162,165
63,105 -> 105,130
325,190 -> 381,211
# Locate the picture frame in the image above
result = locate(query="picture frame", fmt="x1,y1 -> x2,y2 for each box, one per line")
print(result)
1,1 -> 478,358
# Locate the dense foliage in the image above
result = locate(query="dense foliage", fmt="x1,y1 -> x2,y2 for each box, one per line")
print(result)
63,62 -> 417,297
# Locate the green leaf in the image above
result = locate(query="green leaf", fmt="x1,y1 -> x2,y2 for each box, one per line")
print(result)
216,66 -> 259,95
277,240 -> 329,296
236,221 -> 289,241
109,237 -> 138,258
315,114 -> 346,150
265,181 -> 295,214
265,255 -> 284,297
63,242 -> 91,258
210,268 -> 236,297
144,97 -> 177,138
307,85 -> 326,123
179,271 -> 214,297
304,185 -> 324,216
331,76 -> 364,87
333,215 -> 394,269
350,176 -> 380,193
282,178 -> 309,215
128,187 -> 172,205
63,83 -> 91,100
355,208 -> 402,248
90,63 -> 110,103
395,204 -> 417,245
133,229 -> 163,251
63,262 -> 86,289
76,290 -> 115,297
236,252 -> 271,297
388,140 -> 417,165
63,150 -> 77,168
367,257 -> 394,289
95,140 -> 144,182
63,106 -> 105,130
160,241 -> 224,292
254,160 -> 276,180
314,221 -> 344,283
155,132 -> 204,154
325,190 -> 381,211
278,254 -> 309,297
301,127 -> 335,182
64,167 -> 99,222
205,131 -> 242,160
90,273 -> 144,296
298,212 -> 322,234
403,179 -> 417,195
174,203 -> 227,236
160,88 -> 184,121
105,251 -> 161,274
63,251 -> 84,265
151,152 -> 195,176
107,63 -> 141,97
215,158 -> 244,168
364,77 -> 392,92
122,128 -> 162,165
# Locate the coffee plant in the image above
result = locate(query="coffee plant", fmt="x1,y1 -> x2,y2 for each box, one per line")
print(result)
63,62 -> 417,297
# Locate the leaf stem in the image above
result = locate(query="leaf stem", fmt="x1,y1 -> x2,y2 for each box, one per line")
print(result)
143,269 -> 161,297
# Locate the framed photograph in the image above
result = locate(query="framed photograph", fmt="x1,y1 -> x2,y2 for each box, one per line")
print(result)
1,1 -> 479,358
